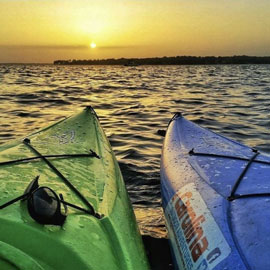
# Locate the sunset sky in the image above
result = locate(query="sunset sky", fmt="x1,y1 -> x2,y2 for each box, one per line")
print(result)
0,0 -> 270,63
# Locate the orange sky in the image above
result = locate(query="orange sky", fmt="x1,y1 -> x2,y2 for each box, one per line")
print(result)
0,0 -> 270,63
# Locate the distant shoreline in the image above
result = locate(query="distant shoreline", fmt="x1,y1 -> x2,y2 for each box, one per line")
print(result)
54,55 -> 270,65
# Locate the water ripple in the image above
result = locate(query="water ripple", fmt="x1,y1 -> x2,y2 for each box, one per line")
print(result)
1,64 -> 270,237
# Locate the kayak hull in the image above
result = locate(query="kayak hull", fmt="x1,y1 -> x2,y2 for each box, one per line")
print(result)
0,107 -> 149,270
161,113 -> 270,270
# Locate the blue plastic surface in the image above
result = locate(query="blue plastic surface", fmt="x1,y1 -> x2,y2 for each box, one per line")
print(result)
161,114 -> 270,270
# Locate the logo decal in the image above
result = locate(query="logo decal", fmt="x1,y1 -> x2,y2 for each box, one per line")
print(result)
165,183 -> 231,270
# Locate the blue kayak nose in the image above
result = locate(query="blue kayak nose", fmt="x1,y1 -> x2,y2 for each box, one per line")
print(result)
161,114 -> 270,270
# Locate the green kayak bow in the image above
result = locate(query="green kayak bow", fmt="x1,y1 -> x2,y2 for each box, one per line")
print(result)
0,107 -> 149,270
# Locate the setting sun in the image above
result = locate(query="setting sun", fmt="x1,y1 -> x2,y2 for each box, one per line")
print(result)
90,42 -> 96,49
0,0 -> 270,63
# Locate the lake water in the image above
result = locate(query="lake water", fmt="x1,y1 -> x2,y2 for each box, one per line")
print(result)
1,64 -> 270,238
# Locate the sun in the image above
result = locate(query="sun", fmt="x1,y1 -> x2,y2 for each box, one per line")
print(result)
90,42 -> 97,49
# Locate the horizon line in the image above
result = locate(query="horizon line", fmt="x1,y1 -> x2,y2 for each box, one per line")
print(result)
1,55 -> 270,65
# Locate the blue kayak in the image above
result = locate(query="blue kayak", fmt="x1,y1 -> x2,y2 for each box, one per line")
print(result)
161,113 -> 270,270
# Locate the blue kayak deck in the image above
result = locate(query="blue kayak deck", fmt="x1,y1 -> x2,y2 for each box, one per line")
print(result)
161,114 -> 270,270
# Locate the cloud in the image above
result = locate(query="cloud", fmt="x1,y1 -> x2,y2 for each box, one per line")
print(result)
0,44 -> 139,50
0,45 -> 88,50
97,45 -> 138,50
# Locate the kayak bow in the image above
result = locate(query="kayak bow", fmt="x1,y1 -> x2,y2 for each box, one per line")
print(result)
0,106 -> 149,270
161,113 -> 270,270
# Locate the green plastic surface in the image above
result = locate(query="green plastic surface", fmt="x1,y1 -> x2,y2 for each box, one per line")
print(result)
0,107 -> 149,270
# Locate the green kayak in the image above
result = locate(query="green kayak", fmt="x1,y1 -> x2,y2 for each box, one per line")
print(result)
0,107 -> 149,270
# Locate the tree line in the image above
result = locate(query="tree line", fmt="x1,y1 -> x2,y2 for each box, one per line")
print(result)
54,55 -> 270,65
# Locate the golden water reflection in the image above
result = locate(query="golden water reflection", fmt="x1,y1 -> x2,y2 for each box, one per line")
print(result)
134,207 -> 167,238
